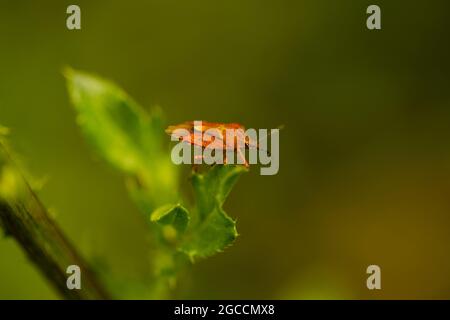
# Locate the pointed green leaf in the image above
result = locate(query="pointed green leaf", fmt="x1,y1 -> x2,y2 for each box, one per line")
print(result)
182,165 -> 247,259
150,204 -> 189,245
151,203 -> 189,236
65,68 -> 178,211
181,203 -> 237,259
192,165 -> 248,221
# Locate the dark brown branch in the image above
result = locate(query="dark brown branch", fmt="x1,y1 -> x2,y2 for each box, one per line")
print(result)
0,142 -> 111,299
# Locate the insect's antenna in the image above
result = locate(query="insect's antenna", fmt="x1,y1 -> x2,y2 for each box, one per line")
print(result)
246,125 -> 283,156
255,124 -> 284,145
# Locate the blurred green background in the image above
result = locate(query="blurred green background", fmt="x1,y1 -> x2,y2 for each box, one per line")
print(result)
1,0 -> 450,299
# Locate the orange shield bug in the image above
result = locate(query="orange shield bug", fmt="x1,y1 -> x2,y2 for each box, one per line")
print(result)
165,121 -> 261,167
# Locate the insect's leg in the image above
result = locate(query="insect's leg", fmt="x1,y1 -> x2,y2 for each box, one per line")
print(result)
223,150 -> 228,165
191,154 -> 205,172
237,147 -> 249,168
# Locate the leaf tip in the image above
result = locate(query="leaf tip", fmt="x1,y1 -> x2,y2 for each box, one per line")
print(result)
0,125 -> 10,137
62,65 -> 75,80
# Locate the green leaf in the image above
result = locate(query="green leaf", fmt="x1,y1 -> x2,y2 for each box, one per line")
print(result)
181,203 -> 237,259
181,165 -> 247,259
151,204 -> 189,243
192,165 -> 248,220
64,68 -> 178,211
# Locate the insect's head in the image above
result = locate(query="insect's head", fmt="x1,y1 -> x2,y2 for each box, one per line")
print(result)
165,123 -> 192,142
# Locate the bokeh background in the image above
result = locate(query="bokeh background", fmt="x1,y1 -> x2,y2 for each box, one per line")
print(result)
1,0 -> 450,299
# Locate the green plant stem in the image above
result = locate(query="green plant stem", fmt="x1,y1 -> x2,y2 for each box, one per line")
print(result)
0,143 -> 111,300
